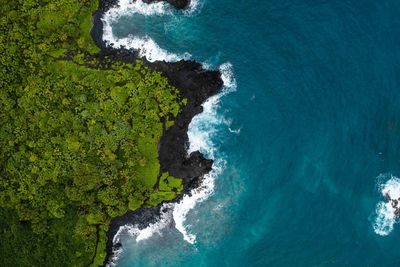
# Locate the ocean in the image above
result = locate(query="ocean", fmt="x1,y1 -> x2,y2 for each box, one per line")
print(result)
102,0 -> 400,266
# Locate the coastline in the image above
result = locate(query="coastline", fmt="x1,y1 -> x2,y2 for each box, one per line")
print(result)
90,0 -> 223,265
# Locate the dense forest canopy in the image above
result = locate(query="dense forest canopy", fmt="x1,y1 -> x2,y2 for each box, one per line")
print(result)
0,0 -> 184,265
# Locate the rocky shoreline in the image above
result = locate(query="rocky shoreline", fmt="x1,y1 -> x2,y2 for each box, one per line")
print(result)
90,0 -> 223,265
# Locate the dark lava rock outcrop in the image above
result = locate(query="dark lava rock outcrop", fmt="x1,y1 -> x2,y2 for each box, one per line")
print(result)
91,0 -> 223,265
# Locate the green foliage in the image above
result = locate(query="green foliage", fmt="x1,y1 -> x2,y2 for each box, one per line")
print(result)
159,172 -> 184,192
0,207 -> 94,267
0,0 -> 184,266
146,172 -> 183,206
147,191 -> 178,206
137,136 -> 162,188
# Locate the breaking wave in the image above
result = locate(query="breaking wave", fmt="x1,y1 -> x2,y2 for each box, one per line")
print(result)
102,0 -> 237,264
107,204 -> 174,266
373,174 -> 400,236
101,0 -> 203,62
184,0 -> 202,16
108,63 -> 236,266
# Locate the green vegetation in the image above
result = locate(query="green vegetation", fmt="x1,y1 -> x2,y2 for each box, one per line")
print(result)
0,0 -> 185,266
147,172 -> 184,206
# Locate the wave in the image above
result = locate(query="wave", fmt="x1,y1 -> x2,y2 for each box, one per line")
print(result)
171,62 -> 236,243
219,62 -> 237,92
373,174 -> 400,236
188,63 -> 236,155
107,203 -> 174,266
172,160 -> 224,243
183,0 -> 203,16
102,0 -> 191,62
228,127 -> 241,134
107,0 -> 172,16
109,63 -> 236,261
113,203 -> 174,245
102,0 -> 237,263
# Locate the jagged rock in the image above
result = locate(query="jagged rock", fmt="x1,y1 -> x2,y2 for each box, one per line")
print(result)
91,0 -> 223,265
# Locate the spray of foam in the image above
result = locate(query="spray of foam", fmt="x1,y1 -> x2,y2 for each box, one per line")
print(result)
174,62 -> 236,243
113,203 -> 174,244
107,203 -> 174,266
102,0 -> 191,62
172,162 -> 223,243
115,0 -> 172,15
373,174 -> 400,236
101,1 -> 238,265
187,63 -> 236,155
109,63 -> 237,260
183,0 -> 202,16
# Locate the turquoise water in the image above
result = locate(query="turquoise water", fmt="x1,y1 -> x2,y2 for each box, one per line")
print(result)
108,0 -> 400,266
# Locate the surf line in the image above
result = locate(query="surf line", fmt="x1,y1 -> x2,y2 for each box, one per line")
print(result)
96,0 -> 236,265
102,0 -> 198,62
373,173 -> 400,236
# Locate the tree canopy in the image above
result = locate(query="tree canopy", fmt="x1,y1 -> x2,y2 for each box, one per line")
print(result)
0,0 -> 185,266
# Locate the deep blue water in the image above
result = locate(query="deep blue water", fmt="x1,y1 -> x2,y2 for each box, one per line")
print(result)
109,0 -> 400,266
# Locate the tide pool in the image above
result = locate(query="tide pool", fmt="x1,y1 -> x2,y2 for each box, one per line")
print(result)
105,0 -> 400,266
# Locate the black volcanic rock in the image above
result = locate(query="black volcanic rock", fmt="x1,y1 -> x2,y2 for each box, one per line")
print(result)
144,0 -> 190,9
98,0 -> 120,12
91,0 -> 223,266
151,60 -> 222,182
97,0 -> 190,12
104,205 -> 162,264
98,53 -> 222,267
91,10 -> 106,49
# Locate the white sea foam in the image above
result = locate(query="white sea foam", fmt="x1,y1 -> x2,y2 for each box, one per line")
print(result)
107,203 -> 174,266
373,174 -> 400,236
219,62 -> 237,91
183,0 -> 202,16
176,62 -> 236,243
228,127 -> 241,134
102,0 -> 191,62
110,62 -> 236,254
172,161 -> 223,243
109,0 -> 172,17
103,0 -> 237,259
187,63 -> 236,155
187,94 -> 221,155
113,203 -> 174,244
106,246 -> 123,267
